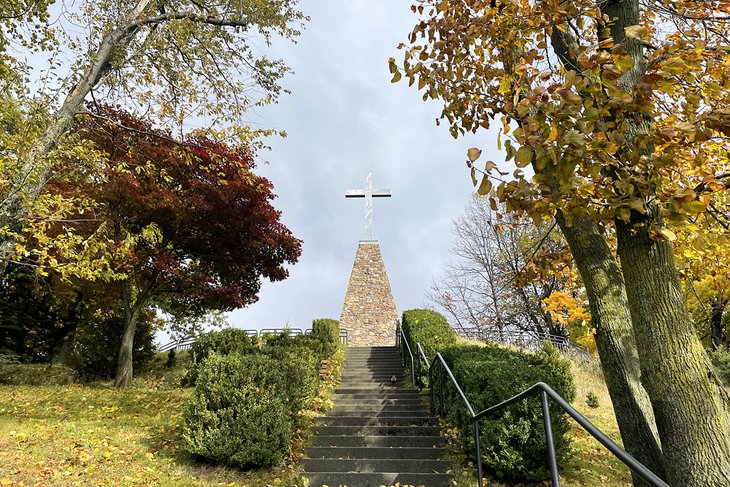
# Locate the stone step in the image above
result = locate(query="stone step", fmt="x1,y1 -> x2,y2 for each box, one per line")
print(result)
329,407 -> 427,416
342,368 -> 404,373
344,351 -> 401,356
340,372 -> 404,379
334,398 -> 425,407
304,446 -> 444,460
310,435 -> 444,448
338,381 -> 406,387
304,472 -> 451,487
346,346 -> 399,351
333,387 -> 421,401
339,375 -> 405,382
335,386 -> 411,393
301,458 -> 449,474
343,361 -> 404,367
313,425 -> 441,436
327,411 -> 429,419
340,367 -> 406,374
315,416 -> 436,427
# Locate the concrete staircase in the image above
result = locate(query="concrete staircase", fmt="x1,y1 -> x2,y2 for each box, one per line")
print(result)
303,346 -> 451,487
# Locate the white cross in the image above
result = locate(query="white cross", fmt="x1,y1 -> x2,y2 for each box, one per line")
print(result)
345,173 -> 391,240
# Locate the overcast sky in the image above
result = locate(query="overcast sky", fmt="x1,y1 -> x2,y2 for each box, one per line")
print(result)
223,1 -> 502,332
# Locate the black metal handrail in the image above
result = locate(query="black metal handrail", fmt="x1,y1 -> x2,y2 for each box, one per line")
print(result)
424,350 -> 668,487
396,321 -> 416,386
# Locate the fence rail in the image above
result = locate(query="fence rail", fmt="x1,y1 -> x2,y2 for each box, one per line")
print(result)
158,326 -> 349,352
396,326 -> 667,487
457,327 -> 591,361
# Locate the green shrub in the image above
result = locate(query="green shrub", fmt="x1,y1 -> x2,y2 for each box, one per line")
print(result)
440,343 -> 575,481
67,313 -> 156,381
585,391 -> 600,408
184,328 -> 258,384
0,363 -> 77,385
0,350 -> 20,365
710,346 -> 730,386
182,353 -> 292,468
263,344 -> 320,414
165,349 -> 176,368
311,318 -> 340,357
401,309 -> 457,362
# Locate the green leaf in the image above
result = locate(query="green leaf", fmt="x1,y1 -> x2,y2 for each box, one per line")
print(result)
515,146 -> 532,167
614,55 -> 634,73
681,200 -> 707,213
663,57 -> 686,74
658,227 -> 677,242
477,175 -> 492,195
624,25 -> 647,40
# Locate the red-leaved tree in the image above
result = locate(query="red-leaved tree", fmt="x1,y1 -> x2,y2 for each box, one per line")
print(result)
41,106 -> 301,387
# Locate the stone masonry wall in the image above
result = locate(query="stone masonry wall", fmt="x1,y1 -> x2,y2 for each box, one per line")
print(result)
339,241 -> 397,346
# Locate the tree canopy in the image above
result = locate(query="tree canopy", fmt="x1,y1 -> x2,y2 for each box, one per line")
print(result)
392,1 -> 730,484
30,105 -> 302,386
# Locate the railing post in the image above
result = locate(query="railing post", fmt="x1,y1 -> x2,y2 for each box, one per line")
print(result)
473,418 -> 483,486
429,364 -> 435,416
540,390 -> 560,486
438,365 -> 444,417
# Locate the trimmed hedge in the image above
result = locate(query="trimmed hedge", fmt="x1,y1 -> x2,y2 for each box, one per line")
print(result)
184,328 -> 258,384
440,343 -> 575,481
181,325 -> 341,469
312,318 -> 340,356
262,344 -> 320,414
401,309 -> 457,361
182,353 -> 291,468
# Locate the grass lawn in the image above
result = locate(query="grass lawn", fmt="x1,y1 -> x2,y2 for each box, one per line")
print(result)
0,350 -> 344,487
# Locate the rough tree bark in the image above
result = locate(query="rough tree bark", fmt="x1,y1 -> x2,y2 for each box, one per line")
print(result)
617,216 -> 730,485
600,0 -> 730,483
556,212 -> 666,485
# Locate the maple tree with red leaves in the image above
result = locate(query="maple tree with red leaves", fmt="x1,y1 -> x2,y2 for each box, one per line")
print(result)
42,106 -> 301,388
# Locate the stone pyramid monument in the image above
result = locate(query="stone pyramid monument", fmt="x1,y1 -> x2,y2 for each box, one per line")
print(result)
339,173 -> 398,346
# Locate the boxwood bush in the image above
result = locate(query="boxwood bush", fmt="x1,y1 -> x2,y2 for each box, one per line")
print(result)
311,318 -> 340,356
184,328 -> 258,384
401,309 -> 457,362
182,353 -> 292,468
262,344 -> 320,414
440,343 -> 575,481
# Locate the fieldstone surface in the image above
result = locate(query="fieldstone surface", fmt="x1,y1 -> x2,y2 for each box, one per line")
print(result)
339,241 -> 397,347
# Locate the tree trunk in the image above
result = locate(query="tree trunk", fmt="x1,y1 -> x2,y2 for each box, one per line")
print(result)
115,305 -> 139,388
556,212 -> 666,485
710,297 -> 728,350
617,218 -> 730,486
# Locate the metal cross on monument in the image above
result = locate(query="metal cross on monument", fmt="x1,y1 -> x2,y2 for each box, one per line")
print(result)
345,173 -> 391,240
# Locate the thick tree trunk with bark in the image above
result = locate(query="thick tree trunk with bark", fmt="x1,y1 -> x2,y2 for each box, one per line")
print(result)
556,213 -> 666,485
114,305 -> 139,388
617,219 -> 730,486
